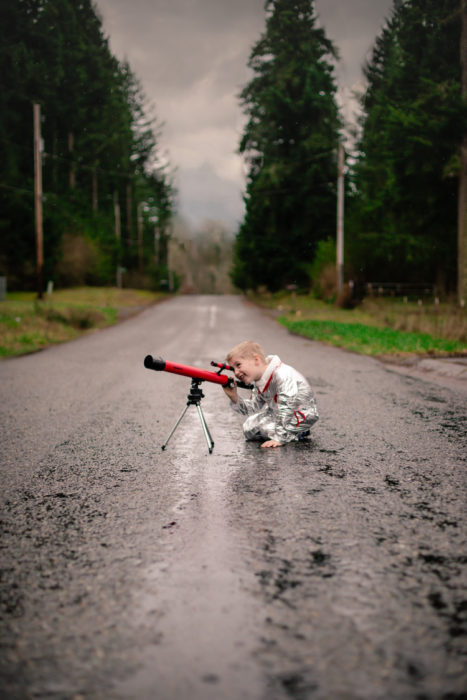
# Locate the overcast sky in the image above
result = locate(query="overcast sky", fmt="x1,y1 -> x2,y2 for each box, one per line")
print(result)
94,0 -> 394,231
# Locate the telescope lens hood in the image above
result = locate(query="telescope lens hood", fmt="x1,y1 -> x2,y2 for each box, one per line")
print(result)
144,355 -> 166,371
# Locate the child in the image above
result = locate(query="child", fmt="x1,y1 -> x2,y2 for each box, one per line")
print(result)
223,340 -> 318,448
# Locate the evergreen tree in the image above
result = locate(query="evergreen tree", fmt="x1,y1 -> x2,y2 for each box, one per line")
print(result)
232,0 -> 340,292
350,0 -> 466,293
0,0 -> 174,290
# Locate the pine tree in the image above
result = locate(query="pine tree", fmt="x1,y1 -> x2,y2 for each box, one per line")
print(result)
232,0 -> 340,291
350,0 -> 466,294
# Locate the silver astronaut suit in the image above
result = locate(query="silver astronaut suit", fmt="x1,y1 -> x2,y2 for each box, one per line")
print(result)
231,355 -> 319,443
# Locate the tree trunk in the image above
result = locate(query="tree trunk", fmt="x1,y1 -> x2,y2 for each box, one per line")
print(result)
92,168 -> 98,212
126,182 -> 132,240
68,132 -> 75,190
52,131 -> 58,192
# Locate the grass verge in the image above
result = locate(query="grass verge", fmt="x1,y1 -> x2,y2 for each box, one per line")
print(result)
0,287 -> 168,358
248,291 -> 466,357
279,317 -> 465,357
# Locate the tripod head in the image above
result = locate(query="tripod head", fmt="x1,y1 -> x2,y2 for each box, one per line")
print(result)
185,378 -> 206,405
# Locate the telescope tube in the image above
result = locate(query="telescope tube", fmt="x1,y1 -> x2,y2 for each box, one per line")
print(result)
144,355 -> 230,386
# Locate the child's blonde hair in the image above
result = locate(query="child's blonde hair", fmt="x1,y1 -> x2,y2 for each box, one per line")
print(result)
226,340 -> 266,363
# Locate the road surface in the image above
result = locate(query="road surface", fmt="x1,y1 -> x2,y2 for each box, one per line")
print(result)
1,295 -> 466,699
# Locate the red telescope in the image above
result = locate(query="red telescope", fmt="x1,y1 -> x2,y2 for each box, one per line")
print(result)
144,355 -> 252,389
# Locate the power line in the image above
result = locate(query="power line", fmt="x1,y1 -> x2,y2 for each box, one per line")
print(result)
0,182 -> 34,196
242,146 -> 338,169
0,136 -> 165,183
42,151 -> 139,180
244,179 -> 336,196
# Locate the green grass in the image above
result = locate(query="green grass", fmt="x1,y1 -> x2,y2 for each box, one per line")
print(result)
0,287 -> 168,358
279,317 -> 466,357
247,290 -> 466,357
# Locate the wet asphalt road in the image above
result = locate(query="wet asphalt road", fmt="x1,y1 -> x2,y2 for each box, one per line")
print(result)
0,295 -> 466,700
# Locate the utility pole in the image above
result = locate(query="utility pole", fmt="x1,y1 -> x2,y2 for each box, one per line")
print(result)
114,191 -> 122,288
336,142 -> 345,295
459,0 -> 467,307
137,202 -> 143,273
33,103 -> 44,300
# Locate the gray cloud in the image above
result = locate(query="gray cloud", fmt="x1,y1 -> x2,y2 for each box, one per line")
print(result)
94,0 -> 394,230
96,0 -> 264,93
315,0 -> 393,85
177,161 -> 245,229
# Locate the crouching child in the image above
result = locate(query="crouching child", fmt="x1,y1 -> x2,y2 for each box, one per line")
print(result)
223,340 -> 318,448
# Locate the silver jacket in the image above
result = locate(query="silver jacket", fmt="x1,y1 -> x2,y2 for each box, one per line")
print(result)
232,355 -> 319,443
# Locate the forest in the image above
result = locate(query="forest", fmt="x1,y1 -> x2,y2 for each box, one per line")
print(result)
0,0 -> 466,302
233,0 -> 466,301
0,0 -> 174,294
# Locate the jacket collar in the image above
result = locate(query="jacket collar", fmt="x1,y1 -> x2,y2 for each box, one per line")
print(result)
256,355 -> 282,393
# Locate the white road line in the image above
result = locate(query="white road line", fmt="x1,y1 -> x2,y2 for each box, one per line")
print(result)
209,304 -> 217,329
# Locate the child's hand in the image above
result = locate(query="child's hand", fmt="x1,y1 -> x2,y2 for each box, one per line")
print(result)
223,382 -> 238,404
261,440 -> 282,448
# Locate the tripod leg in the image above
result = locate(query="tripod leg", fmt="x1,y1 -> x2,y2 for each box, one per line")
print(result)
196,404 -> 214,454
161,404 -> 190,451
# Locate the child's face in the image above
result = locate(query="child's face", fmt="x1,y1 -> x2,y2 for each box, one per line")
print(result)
229,353 -> 266,384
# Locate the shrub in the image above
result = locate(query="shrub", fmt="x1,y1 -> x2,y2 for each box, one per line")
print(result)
55,233 -> 99,287
308,239 -> 337,301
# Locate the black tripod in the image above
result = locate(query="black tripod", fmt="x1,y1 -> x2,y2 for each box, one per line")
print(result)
161,378 -> 214,453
